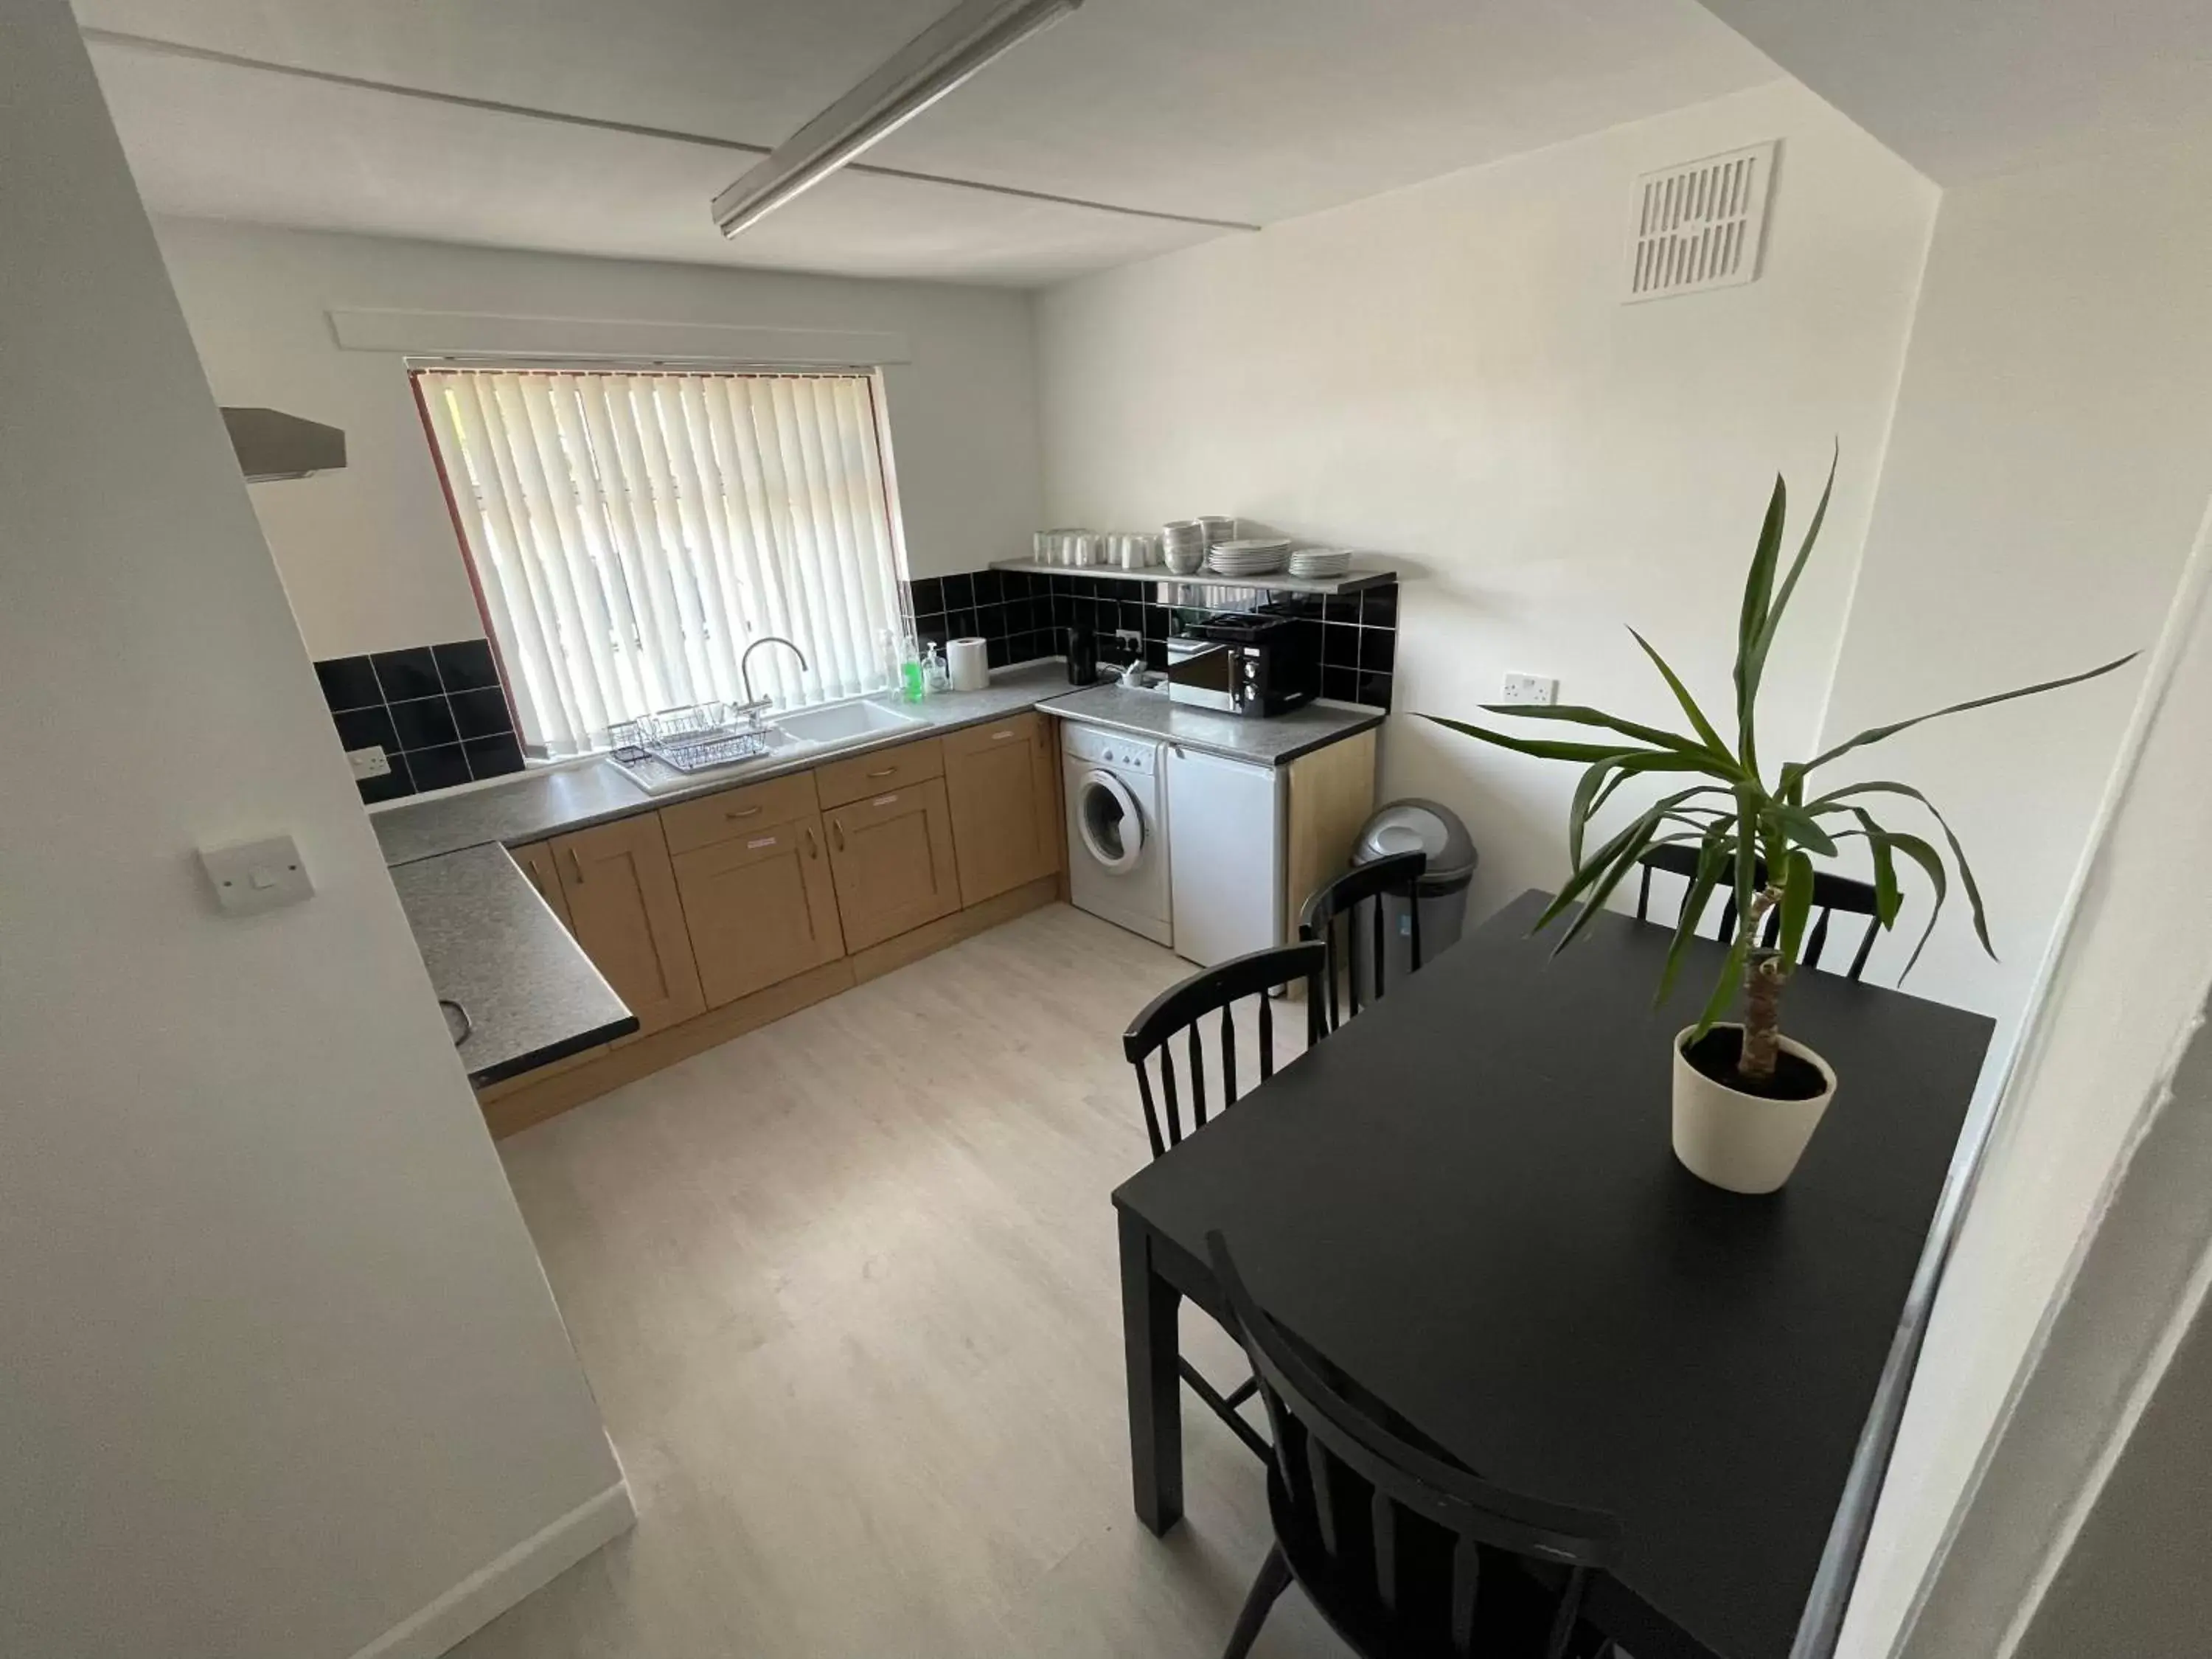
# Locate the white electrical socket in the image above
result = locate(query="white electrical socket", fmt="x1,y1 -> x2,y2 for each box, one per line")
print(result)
348,745 -> 392,780
1500,672 -> 1559,706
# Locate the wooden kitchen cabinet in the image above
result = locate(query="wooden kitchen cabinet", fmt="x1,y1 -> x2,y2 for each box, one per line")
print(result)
824,776 -> 961,952
511,840 -> 577,933
673,813 -> 845,1007
549,815 -> 705,1037
942,712 -> 1061,907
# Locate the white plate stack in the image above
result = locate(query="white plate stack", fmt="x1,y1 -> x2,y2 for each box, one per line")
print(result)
1208,536 -> 1291,577
1287,546 -> 1354,580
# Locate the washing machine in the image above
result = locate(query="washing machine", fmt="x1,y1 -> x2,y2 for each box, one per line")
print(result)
1062,721 -> 1172,947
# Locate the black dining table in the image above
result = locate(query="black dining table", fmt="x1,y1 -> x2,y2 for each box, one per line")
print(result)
1112,890 -> 1993,1659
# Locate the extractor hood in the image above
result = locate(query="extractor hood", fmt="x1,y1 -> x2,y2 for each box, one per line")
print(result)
220,406 -> 346,481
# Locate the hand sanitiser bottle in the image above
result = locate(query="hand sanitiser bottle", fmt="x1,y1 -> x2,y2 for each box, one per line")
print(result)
922,641 -> 950,696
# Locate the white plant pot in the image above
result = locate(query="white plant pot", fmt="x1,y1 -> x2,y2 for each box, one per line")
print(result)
1671,1025 -> 1837,1194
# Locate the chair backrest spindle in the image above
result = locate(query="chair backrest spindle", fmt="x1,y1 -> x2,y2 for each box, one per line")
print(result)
1298,851 -> 1428,1036
1635,844 -> 1883,984
1121,944 -> 1327,1160
1209,1230 -> 1621,1659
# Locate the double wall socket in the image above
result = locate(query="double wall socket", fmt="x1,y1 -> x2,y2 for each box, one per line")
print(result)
1500,672 -> 1559,706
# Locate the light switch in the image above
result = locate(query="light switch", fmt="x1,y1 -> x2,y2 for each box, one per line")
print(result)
200,835 -> 315,917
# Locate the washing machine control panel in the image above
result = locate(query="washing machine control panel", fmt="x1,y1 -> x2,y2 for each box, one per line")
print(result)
1062,723 -> 1157,774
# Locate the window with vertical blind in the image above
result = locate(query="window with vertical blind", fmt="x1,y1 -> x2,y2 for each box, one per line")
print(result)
414,366 -> 905,759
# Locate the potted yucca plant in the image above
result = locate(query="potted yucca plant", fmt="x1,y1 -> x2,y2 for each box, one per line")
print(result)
1422,456 -> 2134,1193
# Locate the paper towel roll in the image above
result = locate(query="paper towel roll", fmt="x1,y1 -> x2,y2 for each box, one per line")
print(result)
947,637 -> 989,692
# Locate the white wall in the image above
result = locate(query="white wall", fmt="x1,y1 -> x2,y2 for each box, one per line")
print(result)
1815,141 -> 2212,1026
1036,78 -> 1936,936
1828,133 -> 2212,1659
0,7 -> 626,1656
153,218 -> 1046,657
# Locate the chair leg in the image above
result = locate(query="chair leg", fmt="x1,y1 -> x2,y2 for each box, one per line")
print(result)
1222,1543 -> 1292,1659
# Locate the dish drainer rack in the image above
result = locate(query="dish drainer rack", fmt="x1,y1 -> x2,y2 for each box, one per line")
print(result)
609,702 -> 771,775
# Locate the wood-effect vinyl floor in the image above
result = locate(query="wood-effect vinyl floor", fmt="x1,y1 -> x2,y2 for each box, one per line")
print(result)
454,902 -> 1344,1658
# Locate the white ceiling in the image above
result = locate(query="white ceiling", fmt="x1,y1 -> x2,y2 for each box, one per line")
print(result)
1700,0 -> 2212,183
78,0 -> 1781,287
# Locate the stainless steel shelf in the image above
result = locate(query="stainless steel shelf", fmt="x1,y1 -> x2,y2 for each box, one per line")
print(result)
988,559 -> 1397,597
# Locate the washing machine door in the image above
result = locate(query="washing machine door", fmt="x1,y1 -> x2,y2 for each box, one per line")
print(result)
1074,769 -> 1146,874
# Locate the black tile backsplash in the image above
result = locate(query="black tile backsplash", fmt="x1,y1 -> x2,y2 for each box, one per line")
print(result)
316,636 -> 526,804
369,645 -> 442,703
896,568 -> 1399,712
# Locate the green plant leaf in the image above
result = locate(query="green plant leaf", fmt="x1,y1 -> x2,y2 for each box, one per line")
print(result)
1554,814 -> 1668,954
1475,701 -> 1738,770
1766,800 -> 1840,858
1732,790 -> 1759,942
1628,628 -> 1729,757
1857,811 -> 1903,927
1879,827 -> 1950,977
1419,713 -> 1663,765
1530,804 -> 1677,934
1655,830 -> 1734,1006
1733,475 -> 1788,774
1567,753 -> 1639,869
1586,763 -> 1733,823
1691,931 -> 1752,1044
1778,849 -> 1815,967
1741,445 -> 1836,720
1816,781 -> 1995,958
1784,652 -> 2139,785
1531,787 -> 1715,935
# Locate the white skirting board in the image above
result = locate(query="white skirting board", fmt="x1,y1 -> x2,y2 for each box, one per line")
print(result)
349,1479 -> 636,1659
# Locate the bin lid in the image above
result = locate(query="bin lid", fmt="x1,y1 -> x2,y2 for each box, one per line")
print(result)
1354,799 -> 1478,886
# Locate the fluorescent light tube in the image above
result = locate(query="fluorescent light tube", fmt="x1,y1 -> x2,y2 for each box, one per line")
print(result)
712,0 -> 1083,237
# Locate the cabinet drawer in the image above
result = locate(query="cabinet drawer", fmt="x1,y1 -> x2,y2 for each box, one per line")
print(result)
814,736 -> 944,809
660,769 -> 821,855
942,710 -> 1043,761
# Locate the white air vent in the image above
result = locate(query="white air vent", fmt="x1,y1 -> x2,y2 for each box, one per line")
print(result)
1625,141 -> 1775,303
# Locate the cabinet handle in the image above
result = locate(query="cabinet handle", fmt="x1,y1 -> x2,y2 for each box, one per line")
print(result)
804,826 -> 819,860
832,820 -> 846,851
567,846 -> 585,885
990,728 -> 1015,741
726,804 -> 762,821
866,766 -> 897,779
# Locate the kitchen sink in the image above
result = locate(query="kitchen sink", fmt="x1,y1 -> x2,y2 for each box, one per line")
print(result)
773,699 -> 926,745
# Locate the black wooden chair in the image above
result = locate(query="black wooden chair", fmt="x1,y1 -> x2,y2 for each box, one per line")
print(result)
1123,943 -> 1326,1461
1635,843 -> 1885,980
1209,1231 -> 1623,1659
1298,850 -> 1427,1034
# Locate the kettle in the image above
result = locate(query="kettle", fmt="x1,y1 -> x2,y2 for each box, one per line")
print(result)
1066,625 -> 1101,686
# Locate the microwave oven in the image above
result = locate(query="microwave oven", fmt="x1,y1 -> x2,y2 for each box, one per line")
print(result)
1164,614 -> 1318,717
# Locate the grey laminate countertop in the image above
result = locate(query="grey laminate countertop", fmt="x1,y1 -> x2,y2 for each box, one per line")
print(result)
1040,686 -> 1385,765
373,663 -> 1068,866
371,661 -> 1386,869
389,843 -> 637,1087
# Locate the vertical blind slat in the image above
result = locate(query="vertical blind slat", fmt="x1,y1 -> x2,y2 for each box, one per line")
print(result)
417,369 -> 901,759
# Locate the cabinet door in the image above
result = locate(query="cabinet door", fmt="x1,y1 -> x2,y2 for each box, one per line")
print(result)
943,714 -> 1061,907
673,813 -> 845,1007
824,776 -> 962,952
511,841 -> 576,933
550,815 -> 705,1036
1164,745 -> 1283,967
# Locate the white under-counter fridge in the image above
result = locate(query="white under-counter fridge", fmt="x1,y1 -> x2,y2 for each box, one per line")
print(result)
1164,744 -> 1284,967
